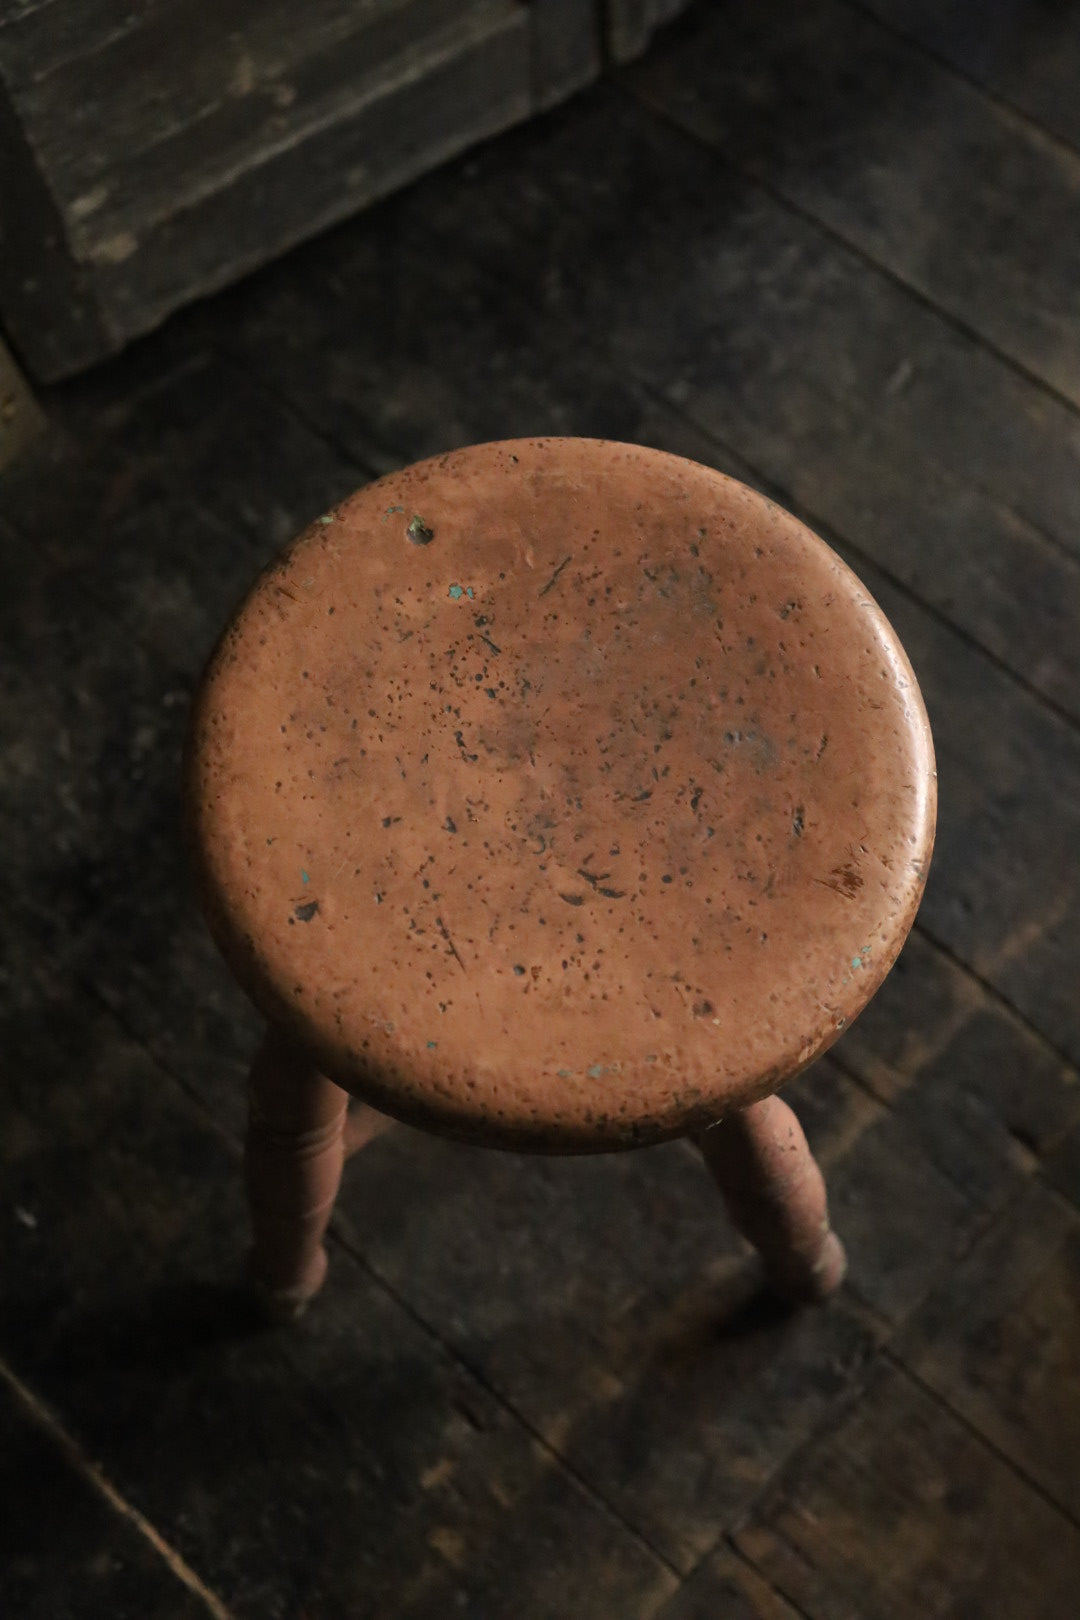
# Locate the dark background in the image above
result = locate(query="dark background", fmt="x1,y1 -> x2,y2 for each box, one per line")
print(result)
2,2 -> 1079,1616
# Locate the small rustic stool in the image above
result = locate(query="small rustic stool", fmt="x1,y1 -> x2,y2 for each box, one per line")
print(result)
186,440 -> 935,1319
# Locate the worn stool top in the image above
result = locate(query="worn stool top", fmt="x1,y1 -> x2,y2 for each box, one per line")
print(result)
187,439 -> 935,1150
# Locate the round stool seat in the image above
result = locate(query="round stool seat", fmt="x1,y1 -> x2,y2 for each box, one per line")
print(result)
187,439 -> 935,1151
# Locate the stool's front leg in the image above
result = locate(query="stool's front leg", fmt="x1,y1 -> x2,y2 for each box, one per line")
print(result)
245,1027 -> 348,1320
695,1094 -> 847,1303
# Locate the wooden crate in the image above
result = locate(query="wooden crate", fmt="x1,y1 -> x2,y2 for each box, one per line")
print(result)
0,0 -> 688,380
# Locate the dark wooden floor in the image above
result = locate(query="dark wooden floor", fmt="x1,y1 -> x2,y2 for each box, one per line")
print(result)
3,3 -> 1080,1615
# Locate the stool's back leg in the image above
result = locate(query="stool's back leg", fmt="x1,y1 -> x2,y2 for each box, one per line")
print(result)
694,1093 -> 847,1303
245,1027 -> 348,1320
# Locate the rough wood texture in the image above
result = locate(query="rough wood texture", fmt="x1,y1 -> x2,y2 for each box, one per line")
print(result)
0,969 -> 675,1618
0,1367 -> 213,1620
627,0 -> 1080,406
900,1181 -> 1080,1522
0,2 -> 534,379
0,0 -> 689,380
737,1361 -> 1080,1620
859,0 -> 1080,153
1,3 -> 1078,1611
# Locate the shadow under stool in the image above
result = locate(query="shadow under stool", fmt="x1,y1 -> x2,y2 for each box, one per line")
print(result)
185,438 -> 936,1320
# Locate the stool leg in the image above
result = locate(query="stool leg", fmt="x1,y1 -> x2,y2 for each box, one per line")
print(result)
695,1094 -> 847,1303
343,1100 -> 395,1157
245,1027 -> 348,1321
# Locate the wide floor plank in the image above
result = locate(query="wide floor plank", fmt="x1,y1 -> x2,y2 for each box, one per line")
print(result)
736,1360 -> 1080,1620
857,0 -> 1080,153
0,958 -> 675,1620
628,0 -> 1080,406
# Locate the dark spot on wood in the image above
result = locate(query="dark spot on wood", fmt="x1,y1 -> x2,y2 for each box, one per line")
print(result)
538,554 -> 572,596
294,900 -> 319,922
407,515 -> 434,544
815,862 -> 864,899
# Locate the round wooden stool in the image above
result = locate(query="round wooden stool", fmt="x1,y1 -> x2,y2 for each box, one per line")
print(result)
186,439 -> 935,1319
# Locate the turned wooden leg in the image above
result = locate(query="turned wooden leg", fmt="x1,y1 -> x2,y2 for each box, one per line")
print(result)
695,1093 -> 847,1303
245,1027 -> 349,1321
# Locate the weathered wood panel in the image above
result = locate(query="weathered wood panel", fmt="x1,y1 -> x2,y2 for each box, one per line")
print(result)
654,1545 -> 802,1620
0,970 -> 676,1620
334,1091 -> 880,1573
0,2 -> 536,378
737,1360 -> 1080,1620
0,1368 -> 213,1620
860,0 -> 1080,153
900,1181 -> 1080,1521
627,0 -> 1080,408
0,0 -> 692,380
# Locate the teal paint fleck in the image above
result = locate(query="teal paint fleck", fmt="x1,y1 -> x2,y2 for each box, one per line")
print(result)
851,956 -> 862,970
557,1068 -> 575,1078
301,870 -> 309,884
466,586 -> 474,599
385,504 -> 404,519
448,583 -> 464,600
587,1063 -> 605,1079
426,1040 -> 438,1049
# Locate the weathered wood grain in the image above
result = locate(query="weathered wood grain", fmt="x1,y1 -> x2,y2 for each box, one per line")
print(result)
653,1544 -> 802,1620
0,1367 -> 217,1620
0,968 -> 675,1620
333,1081 -> 881,1573
835,930 -> 1080,1173
627,0 -> 1080,408
0,355 -> 371,1128
899,1180 -> 1080,1522
0,2 -> 538,378
736,1359 -> 1080,1620
857,0 -> 1080,154
0,73 -> 113,377
22,2 -> 523,246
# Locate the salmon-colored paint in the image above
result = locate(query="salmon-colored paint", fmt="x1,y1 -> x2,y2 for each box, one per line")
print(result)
187,440 -> 935,1311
